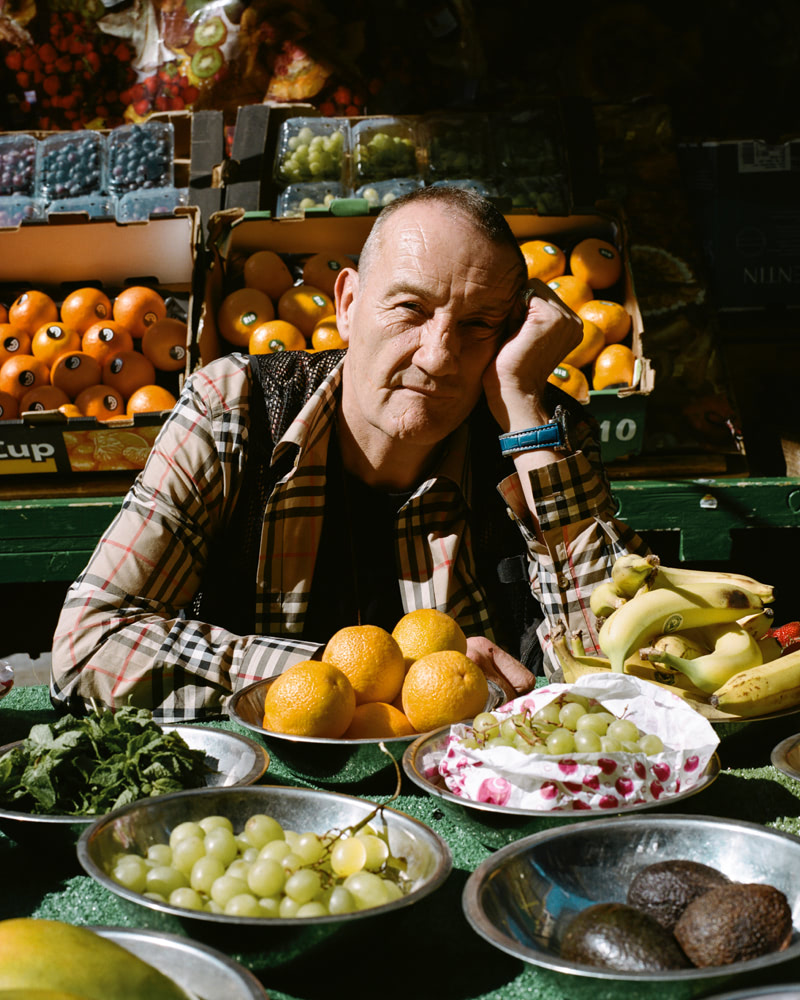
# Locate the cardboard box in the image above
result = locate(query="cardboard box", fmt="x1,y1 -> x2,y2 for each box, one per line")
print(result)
200,207 -> 651,463
0,208 -> 203,478
678,138 -> 800,310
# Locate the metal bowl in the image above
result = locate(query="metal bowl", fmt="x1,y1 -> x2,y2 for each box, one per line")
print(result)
0,724 -> 269,849
77,783 -> 452,950
92,926 -> 267,1000
402,725 -> 721,848
227,675 -> 504,784
771,733 -> 800,782
462,813 -> 800,1000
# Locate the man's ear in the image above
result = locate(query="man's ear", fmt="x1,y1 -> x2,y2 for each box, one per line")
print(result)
334,267 -> 358,345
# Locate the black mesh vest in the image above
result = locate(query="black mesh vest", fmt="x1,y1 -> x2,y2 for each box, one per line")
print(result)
194,350 -> 546,674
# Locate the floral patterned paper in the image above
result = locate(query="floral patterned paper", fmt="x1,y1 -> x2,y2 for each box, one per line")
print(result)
435,674 -> 720,813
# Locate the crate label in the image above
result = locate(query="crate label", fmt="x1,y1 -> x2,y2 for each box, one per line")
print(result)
597,415 -> 640,447
0,438 -> 58,474
737,142 -> 792,173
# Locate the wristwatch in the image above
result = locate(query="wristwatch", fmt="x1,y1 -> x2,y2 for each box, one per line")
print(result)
498,405 -> 571,456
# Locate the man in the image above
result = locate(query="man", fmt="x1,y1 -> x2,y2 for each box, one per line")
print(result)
51,187 -> 647,720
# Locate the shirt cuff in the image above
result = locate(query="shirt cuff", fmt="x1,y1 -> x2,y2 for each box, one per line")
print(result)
498,451 -> 606,533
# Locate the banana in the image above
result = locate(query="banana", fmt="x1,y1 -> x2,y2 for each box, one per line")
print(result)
550,621 -> 710,703
757,635 -> 784,664
653,564 -> 775,604
639,622 -> 763,694
651,631 -> 709,660
738,607 -> 775,639
598,580 -> 763,673
709,646 -> 800,717
610,552 -> 660,598
589,579 -> 627,620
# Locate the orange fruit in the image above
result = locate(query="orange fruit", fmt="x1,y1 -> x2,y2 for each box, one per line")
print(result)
519,239 -> 566,283
342,701 -> 417,740
74,383 -> 126,420
50,351 -> 103,400
302,251 -> 353,299
60,286 -> 112,334
248,319 -> 307,355
391,609 -> 468,666
577,299 -> 632,345
102,350 -> 156,400
217,287 -> 275,347
401,650 -> 488,733
19,383 -> 71,413
548,362 -> 590,404
113,286 -> 167,339
569,237 -> 623,290
30,322 -> 82,367
262,660 -> 356,738
0,304 -> 7,323
57,403 -> 83,418
277,284 -> 334,339
592,343 -> 637,390
243,250 -> 295,302
0,324 -> 32,366
0,390 -> 19,420
81,320 -> 135,366
546,274 -> 594,312
0,354 -> 50,401
126,384 -> 178,415
322,624 -> 406,705
8,290 -> 58,335
560,318 -> 605,370
311,316 -> 346,352
140,317 -> 188,372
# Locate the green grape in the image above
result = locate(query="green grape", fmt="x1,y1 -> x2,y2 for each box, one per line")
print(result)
112,856 -> 148,893
258,896 -> 281,917
344,871 -> 391,910
145,865 -> 187,897
296,901 -> 328,918
284,868 -> 322,904
576,711 -> 614,735
327,886 -> 356,914
144,891 -> 167,903
169,887 -> 205,911
209,873 -> 248,908
283,830 -> 301,851
279,895 -> 301,918
357,833 -> 390,871
558,702 -> 587,731
600,735 -> 623,753
297,127 -> 314,143
172,835 -> 206,876
607,719 -> 640,743
533,703 -> 561,726
199,815 -> 233,834
564,693 -> 591,709
573,730 -> 602,753
146,843 -> 172,867
169,821 -> 204,848
281,852 -> 303,874
259,839 -> 292,863
190,855 -> 226,894
638,734 -> 665,755
459,737 -> 480,749
512,734 -> 537,754
245,813 -> 284,848
499,718 -> 517,741
472,712 -> 500,735
241,847 -> 259,865
546,728 -> 575,755
331,837 -> 368,877
247,858 -> 285,898
621,740 -> 641,753
204,826 -> 238,866
224,893 -> 261,917
226,858 -> 251,882
295,832 -> 325,865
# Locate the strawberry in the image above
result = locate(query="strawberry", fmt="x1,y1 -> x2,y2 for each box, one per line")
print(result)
767,622 -> 800,655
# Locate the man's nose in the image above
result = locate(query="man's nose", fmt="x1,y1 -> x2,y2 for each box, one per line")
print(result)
415,314 -> 459,373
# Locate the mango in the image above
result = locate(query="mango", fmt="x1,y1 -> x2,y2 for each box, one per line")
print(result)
0,920 -> 190,1000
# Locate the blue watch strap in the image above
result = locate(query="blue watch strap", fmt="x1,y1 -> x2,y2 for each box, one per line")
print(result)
498,418 -> 566,456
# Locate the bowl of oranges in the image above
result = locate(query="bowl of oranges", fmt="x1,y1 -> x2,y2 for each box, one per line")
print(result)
227,611 -> 505,784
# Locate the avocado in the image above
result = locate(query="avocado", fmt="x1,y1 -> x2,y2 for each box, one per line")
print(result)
674,882 -> 793,967
626,859 -> 731,930
560,901 -> 691,971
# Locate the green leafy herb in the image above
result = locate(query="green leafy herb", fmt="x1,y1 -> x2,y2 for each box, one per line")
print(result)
0,705 -> 210,816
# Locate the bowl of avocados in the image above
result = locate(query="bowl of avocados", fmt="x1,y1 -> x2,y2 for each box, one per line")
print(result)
462,813 -> 800,1000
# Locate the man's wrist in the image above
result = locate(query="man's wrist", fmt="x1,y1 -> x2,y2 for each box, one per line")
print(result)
498,406 -> 570,456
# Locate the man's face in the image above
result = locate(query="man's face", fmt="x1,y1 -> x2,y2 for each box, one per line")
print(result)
336,203 -> 524,452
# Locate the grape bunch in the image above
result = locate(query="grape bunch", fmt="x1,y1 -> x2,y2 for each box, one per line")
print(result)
354,131 -> 417,182
459,692 -> 667,757
0,141 -> 36,197
108,124 -> 172,196
277,126 -> 346,183
108,808 -> 410,918
39,133 -> 104,201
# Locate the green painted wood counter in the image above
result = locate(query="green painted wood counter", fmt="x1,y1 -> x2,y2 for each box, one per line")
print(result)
3,478 -> 800,583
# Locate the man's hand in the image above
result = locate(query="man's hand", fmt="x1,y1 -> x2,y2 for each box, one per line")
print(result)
466,635 -> 536,702
482,278 -> 583,432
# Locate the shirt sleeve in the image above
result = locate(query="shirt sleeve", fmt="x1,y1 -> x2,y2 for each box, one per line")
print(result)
497,409 -> 650,671
50,355 -> 320,722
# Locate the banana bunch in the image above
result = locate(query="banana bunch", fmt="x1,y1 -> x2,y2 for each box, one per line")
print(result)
584,553 -> 800,718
